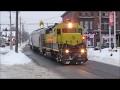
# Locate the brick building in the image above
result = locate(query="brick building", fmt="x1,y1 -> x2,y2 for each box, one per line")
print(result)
61,11 -> 120,47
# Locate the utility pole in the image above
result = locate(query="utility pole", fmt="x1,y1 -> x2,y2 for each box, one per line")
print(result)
72,11 -> 75,22
22,22 -> 24,43
0,12 -> 1,37
99,11 -> 102,53
114,11 -> 117,50
118,35 -> 120,47
47,23 -> 48,28
20,16 -> 22,46
15,11 -> 18,53
10,11 -> 13,50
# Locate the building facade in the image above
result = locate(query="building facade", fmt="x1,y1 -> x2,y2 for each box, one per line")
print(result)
61,11 -> 120,47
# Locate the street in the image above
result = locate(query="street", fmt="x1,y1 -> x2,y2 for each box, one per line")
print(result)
22,45 -> 120,79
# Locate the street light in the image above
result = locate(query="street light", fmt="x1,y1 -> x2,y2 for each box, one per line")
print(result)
9,11 -> 13,50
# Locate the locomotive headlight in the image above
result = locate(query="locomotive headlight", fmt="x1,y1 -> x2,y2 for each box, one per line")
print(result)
65,49 -> 69,54
68,23 -> 73,28
80,49 -> 85,53
82,36 -> 85,40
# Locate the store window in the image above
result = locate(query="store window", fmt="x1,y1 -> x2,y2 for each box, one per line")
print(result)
90,21 -> 93,29
80,21 -> 84,27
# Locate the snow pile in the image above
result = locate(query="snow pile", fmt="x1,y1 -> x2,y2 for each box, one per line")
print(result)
0,46 -> 11,54
0,42 -> 31,65
87,48 -> 120,67
1,50 -> 31,65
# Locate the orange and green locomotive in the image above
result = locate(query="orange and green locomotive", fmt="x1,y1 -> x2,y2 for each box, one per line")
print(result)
29,21 -> 88,64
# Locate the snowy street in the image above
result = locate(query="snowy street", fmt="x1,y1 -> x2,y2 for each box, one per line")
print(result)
0,42 -> 120,79
0,62 -> 63,79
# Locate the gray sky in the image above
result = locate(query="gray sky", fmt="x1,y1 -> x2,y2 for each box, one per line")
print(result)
0,11 -> 65,34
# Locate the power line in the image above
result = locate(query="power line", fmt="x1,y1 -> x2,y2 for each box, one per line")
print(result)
0,23 -> 56,25
20,15 -> 61,22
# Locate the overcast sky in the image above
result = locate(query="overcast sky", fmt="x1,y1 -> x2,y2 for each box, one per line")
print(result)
0,11 -> 65,34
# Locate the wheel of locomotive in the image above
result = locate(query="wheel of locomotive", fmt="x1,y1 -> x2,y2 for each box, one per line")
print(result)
30,45 -> 32,49
51,51 -> 56,60
32,46 -> 34,50
56,54 -> 62,63
62,60 -> 70,65
75,62 -> 79,65
39,49 -> 42,55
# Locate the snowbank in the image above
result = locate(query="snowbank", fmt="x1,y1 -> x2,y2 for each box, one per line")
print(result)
0,46 -> 11,53
1,50 -> 31,65
87,48 -> 120,67
0,41 -> 31,65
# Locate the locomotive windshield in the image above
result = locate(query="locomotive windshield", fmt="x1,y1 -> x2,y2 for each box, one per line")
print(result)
62,28 -> 77,33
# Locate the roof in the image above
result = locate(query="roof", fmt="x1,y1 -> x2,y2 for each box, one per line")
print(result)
61,11 -> 69,17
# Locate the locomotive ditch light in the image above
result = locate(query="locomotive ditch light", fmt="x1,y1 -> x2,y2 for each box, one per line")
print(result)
65,49 -> 69,54
40,24 -> 44,27
68,23 -> 73,28
80,49 -> 85,53
82,36 -> 85,40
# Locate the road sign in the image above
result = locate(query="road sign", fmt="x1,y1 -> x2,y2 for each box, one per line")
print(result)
109,11 -> 114,26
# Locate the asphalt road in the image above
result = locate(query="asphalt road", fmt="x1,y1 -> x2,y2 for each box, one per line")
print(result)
22,45 -> 120,79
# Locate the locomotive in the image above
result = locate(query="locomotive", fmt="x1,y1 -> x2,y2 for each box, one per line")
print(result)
29,21 -> 88,64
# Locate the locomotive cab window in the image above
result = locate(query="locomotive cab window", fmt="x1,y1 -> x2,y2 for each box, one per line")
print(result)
57,28 -> 61,35
78,28 -> 83,35
62,28 -> 77,33
46,28 -> 53,34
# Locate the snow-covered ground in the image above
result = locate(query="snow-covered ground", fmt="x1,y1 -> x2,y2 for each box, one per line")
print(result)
87,47 -> 120,67
0,42 -> 31,65
0,42 -> 64,79
0,41 -> 120,78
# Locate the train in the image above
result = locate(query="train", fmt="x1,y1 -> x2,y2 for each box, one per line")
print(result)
29,20 -> 88,64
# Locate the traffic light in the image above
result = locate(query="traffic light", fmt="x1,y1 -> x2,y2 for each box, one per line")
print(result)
40,21 -> 44,27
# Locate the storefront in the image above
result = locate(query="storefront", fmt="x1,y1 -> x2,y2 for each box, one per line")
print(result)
102,34 -> 114,44
84,33 -> 95,48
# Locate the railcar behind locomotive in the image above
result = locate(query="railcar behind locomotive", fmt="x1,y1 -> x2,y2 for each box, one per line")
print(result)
29,21 -> 88,64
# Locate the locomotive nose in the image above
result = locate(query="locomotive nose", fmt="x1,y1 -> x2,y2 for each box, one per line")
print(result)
62,33 -> 82,45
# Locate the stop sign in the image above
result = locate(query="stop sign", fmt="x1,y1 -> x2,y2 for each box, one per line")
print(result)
109,11 -> 114,26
